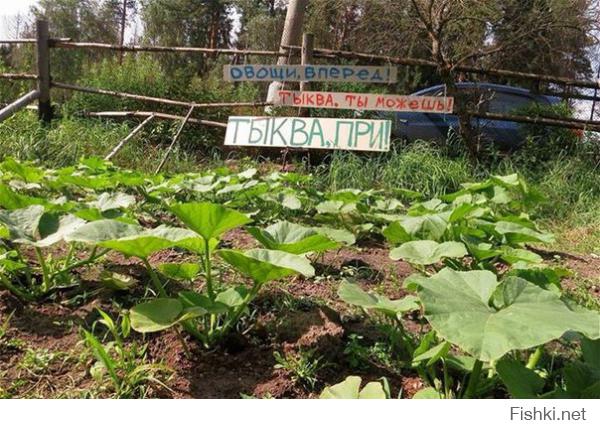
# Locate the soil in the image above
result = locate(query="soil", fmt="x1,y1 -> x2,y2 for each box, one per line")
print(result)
1,231 -> 599,399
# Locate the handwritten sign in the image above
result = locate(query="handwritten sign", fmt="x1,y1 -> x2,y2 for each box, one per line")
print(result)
275,90 -> 454,113
223,65 -> 397,83
224,117 -> 391,152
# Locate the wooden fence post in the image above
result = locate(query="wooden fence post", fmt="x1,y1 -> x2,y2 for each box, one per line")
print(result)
299,33 -> 314,117
36,19 -> 52,123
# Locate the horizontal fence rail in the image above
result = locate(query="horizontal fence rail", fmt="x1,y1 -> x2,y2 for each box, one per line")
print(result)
52,81 -> 270,109
284,45 -> 600,90
0,38 -> 71,44
0,72 -> 38,81
0,90 -> 39,122
470,111 -> 600,132
83,111 -> 227,128
54,41 -> 291,57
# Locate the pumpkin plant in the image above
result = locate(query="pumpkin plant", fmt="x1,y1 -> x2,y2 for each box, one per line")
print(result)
0,205 -> 108,301
128,202 -> 315,348
407,268 -> 600,398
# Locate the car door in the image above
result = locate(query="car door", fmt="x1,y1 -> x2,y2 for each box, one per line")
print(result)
393,87 -> 457,142
478,91 -> 541,147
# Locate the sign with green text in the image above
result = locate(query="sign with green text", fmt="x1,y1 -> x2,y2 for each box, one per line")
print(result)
224,117 -> 391,152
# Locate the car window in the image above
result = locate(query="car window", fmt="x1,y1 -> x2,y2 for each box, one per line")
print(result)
486,92 -> 535,114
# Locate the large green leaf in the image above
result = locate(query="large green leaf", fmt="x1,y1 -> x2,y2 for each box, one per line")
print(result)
170,202 -> 251,240
496,358 -> 545,398
385,213 -> 449,243
178,291 -> 230,314
412,387 -> 442,399
0,205 -> 45,241
389,240 -> 467,265
0,158 -> 45,183
98,226 -> 197,259
35,214 -> 86,247
313,227 -> 356,246
158,262 -> 201,281
247,221 -> 339,254
320,376 -> 389,399
338,280 -> 419,318
0,184 -> 46,210
414,268 -> 600,361
217,249 -> 314,284
130,298 -> 206,333
495,221 -> 554,244
382,221 -> 412,245
66,220 -> 196,259
90,192 -> 136,212
65,219 -> 143,244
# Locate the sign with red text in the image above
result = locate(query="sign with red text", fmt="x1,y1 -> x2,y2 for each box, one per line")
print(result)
223,65 -> 397,83
275,90 -> 454,113
224,116 -> 391,152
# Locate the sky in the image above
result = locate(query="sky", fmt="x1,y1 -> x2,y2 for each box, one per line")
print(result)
0,0 -> 37,38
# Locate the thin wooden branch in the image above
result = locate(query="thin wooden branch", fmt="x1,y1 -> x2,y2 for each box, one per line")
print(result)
83,111 -> 227,128
52,81 -> 269,109
284,45 -> 600,90
0,73 -> 38,80
469,110 -> 600,132
104,114 -> 155,161
155,106 -> 195,174
54,41 -> 291,57
0,90 -> 40,122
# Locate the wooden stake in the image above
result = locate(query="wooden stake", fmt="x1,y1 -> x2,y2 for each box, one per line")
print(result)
298,33 -> 314,116
36,20 -> 52,123
155,106 -> 195,174
104,114 -> 155,161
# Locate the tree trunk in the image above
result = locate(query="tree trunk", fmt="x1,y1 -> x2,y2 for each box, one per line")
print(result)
119,0 -> 127,64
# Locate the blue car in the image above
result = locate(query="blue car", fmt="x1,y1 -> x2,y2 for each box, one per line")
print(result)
381,83 -> 561,147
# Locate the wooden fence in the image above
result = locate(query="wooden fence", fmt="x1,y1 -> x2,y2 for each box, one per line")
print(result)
1,19 -> 600,134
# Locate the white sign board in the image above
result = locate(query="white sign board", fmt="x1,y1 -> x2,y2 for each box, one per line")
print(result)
275,90 -> 454,113
224,117 -> 391,152
223,65 -> 397,83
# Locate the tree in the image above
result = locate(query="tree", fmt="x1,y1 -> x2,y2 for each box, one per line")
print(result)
406,0 -> 599,158
141,0 -> 233,75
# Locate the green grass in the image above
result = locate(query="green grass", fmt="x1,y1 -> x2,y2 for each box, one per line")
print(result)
314,141 -> 474,197
0,111 -> 208,173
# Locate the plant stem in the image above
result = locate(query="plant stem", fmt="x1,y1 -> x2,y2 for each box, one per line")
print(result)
175,326 -> 191,359
203,240 -> 214,301
14,248 -> 32,286
63,244 -> 75,269
50,247 -> 109,280
442,358 -> 450,399
181,320 -> 207,347
464,359 -> 483,399
526,346 -> 543,370
142,258 -> 166,297
0,272 -> 34,301
34,248 -> 51,293
221,281 -> 261,336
